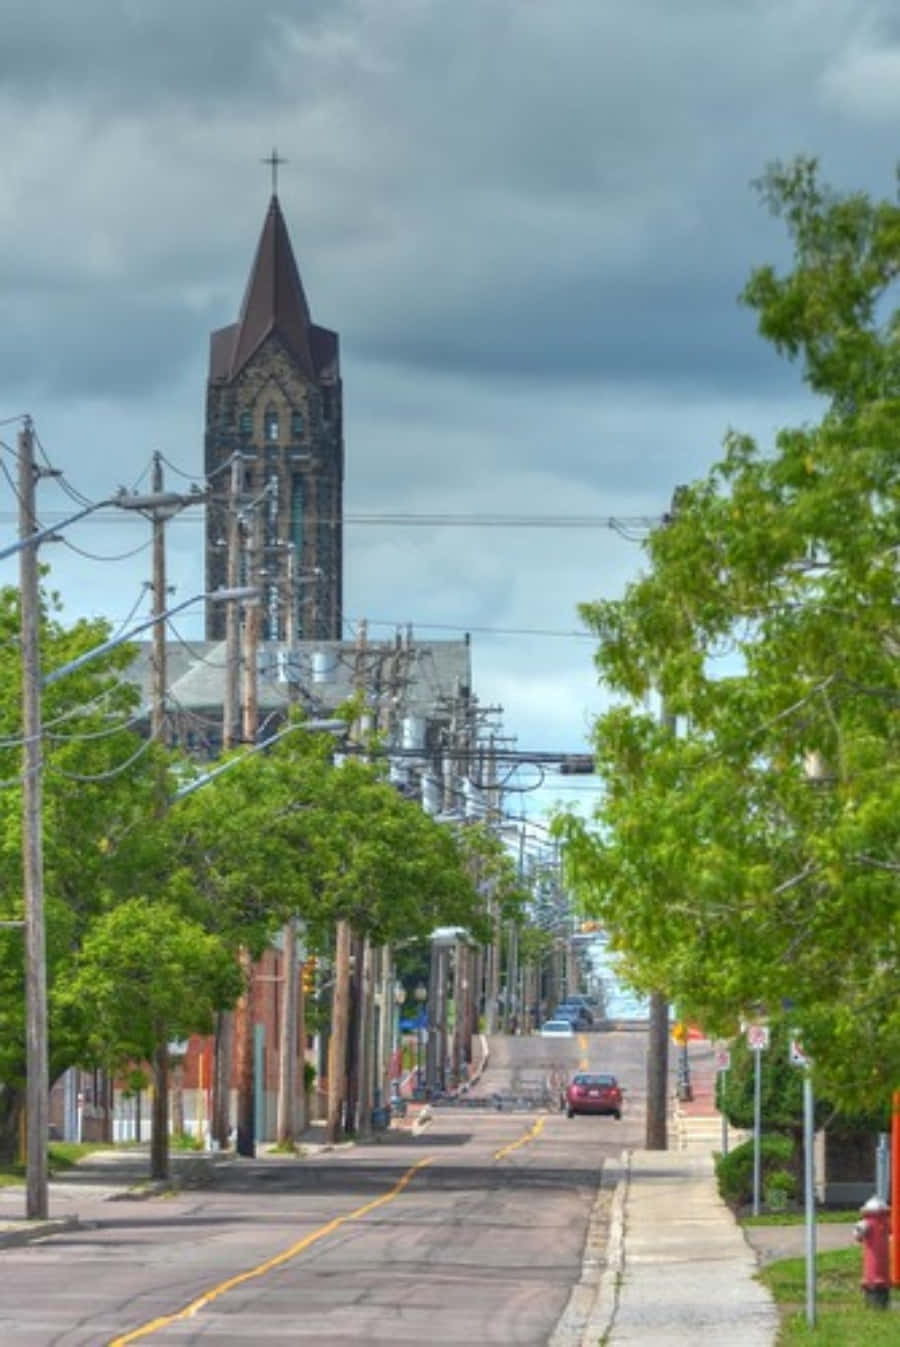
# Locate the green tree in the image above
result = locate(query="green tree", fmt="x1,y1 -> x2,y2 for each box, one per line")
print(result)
53,899 -> 242,1176
0,583 -> 167,1161
556,159 -> 900,1112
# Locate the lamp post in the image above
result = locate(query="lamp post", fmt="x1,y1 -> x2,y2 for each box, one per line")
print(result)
390,982 -> 406,1114
414,982 -> 428,1095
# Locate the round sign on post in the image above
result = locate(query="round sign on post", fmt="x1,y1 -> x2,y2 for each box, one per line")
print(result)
746,1024 -> 770,1052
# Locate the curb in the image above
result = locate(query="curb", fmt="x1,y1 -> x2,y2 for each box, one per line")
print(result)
548,1152 -> 627,1347
411,1105 -> 433,1136
0,1215 -> 79,1248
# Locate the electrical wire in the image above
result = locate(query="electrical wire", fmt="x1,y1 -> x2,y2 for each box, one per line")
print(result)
357,617 -> 595,640
47,728 -> 157,783
164,619 -> 229,667
61,536 -> 152,563
158,450 -> 232,484
44,709 -> 147,744
0,508 -> 662,531
0,457 -> 38,525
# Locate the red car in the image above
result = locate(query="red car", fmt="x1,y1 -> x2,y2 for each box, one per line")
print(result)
565,1072 -> 623,1119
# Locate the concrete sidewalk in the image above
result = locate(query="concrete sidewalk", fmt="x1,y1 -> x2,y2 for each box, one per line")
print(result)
555,1038 -> 779,1346
599,1149 -> 778,1346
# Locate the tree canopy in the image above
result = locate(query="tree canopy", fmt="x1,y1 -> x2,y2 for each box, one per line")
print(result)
556,159 -> 900,1111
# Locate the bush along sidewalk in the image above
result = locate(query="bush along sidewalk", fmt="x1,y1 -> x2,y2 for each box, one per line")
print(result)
715,1133 -> 795,1212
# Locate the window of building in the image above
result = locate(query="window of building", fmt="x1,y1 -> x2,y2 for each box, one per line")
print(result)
291,410 -> 304,439
264,406 -> 279,442
239,411 -> 253,436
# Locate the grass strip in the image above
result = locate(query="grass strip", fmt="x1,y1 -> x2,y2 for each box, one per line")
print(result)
760,1246 -> 898,1344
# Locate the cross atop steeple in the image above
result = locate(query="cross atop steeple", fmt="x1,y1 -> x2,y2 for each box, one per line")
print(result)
262,148 -> 287,196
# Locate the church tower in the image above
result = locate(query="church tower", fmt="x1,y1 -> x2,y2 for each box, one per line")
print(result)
204,192 -> 343,641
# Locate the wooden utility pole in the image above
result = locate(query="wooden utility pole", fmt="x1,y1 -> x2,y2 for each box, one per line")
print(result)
19,418 -> 48,1220
222,454 -> 242,750
213,455 -> 243,1150
276,541 -> 302,1147
235,501 -> 262,1158
327,620 -> 368,1138
326,919 -> 351,1143
149,451 -> 171,1180
486,736 -> 501,1034
644,488 -> 685,1152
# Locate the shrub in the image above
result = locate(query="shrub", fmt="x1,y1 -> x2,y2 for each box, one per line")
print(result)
764,1168 -> 796,1212
715,1133 -> 794,1209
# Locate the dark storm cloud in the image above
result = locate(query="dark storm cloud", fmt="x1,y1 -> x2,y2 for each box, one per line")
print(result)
0,0 -> 343,109
3,0 -> 898,409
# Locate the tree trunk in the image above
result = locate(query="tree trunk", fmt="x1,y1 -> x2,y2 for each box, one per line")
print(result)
235,950 -> 256,1157
645,990 -> 669,1150
172,1061 -> 185,1137
150,1041 -> 170,1180
0,1084 -> 23,1166
213,1010 -> 233,1147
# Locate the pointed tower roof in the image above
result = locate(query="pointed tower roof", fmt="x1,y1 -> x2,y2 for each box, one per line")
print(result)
226,195 -> 316,381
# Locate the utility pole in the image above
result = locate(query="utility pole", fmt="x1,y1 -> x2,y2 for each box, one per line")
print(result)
276,541 -> 305,1147
222,454 -> 243,750
19,418 -> 48,1221
486,736 -> 501,1035
148,452 -> 172,1180
326,919 -> 351,1143
213,453 -> 243,1150
645,486 -> 685,1152
235,501 -> 262,1158
326,619 -> 367,1141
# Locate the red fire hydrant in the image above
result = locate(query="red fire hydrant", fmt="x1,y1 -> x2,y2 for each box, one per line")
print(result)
854,1196 -> 891,1309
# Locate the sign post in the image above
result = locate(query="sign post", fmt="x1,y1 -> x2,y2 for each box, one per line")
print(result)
789,1031 -> 815,1328
746,1024 -> 769,1217
715,1047 -> 731,1156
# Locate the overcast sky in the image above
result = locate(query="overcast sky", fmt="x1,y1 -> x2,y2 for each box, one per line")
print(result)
2,0 -> 898,822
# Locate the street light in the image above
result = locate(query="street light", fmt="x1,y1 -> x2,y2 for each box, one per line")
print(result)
414,982 -> 428,1095
42,587 -> 257,687
389,982 -> 406,1115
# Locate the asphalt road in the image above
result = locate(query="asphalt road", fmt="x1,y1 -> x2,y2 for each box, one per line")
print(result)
0,1029 -> 647,1347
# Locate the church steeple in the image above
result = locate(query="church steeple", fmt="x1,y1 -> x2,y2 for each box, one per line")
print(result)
226,195 -> 315,381
204,185 -> 343,645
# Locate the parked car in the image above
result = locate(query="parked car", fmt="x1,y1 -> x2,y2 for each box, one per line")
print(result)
553,1003 -> 593,1029
565,1072 -> 623,1118
540,1018 -> 575,1037
563,994 -> 602,1015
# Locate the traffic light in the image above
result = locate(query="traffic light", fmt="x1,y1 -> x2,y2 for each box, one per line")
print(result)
302,957 -> 317,997
559,755 -> 595,774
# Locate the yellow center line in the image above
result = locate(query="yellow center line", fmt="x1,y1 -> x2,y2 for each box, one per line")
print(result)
107,1154 -> 435,1346
578,1034 -> 588,1052
493,1115 -> 545,1161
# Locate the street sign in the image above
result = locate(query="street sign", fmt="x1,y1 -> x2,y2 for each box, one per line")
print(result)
715,1048 -> 731,1073
671,1021 -> 688,1046
746,1023 -> 770,1052
790,1035 -> 811,1068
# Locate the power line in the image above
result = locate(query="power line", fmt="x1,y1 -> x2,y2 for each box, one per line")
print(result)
0,509 -> 661,530
357,617 -> 595,640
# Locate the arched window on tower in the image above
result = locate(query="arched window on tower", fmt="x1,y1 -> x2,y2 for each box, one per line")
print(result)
264,406 -> 279,442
